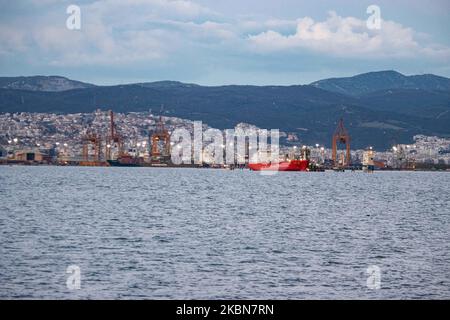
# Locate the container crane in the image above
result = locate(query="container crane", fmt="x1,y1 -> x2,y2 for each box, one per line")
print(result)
106,110 -> 124,160
151,115 -> 170,161
332,119 -> 351,167
82,131 -> 102,162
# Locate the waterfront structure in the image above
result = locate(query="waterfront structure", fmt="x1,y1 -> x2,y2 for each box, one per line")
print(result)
362,148 -> 375,172
1,112 -> 450,168
332,119 -> 351,168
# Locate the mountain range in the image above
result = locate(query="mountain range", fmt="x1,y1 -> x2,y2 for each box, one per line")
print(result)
310,70 -> 450,96
0,71 -> 449,150
0,76 -> 95,92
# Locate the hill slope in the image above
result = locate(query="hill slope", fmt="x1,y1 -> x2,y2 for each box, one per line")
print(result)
310,71 -> 450,96
0,76 -> 95,92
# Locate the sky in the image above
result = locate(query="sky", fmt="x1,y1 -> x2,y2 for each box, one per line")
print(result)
0,0 -> 449,85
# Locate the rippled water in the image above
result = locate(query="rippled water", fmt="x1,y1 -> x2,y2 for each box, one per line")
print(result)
0,166 -> 449,299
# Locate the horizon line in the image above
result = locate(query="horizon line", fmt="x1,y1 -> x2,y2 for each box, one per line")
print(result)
1,69 -> 449,87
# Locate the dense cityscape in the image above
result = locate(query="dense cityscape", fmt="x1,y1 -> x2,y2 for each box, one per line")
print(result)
1,111 -> 449,169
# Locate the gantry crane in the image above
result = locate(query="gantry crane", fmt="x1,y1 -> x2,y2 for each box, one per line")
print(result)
82,131 -> 102,162
106,110 -> 124,160
332,119 -> 351,167
151,115 -> 170,160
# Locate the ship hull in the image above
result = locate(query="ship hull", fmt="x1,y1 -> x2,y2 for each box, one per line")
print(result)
107,159 -> 141,167
107,159 -> 201,168
248,160 -> 309,171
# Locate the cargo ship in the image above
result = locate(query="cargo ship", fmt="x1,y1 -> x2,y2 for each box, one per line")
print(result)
107,155 -> 199,168
107,154 -> 143,167
248,159 -> 309,171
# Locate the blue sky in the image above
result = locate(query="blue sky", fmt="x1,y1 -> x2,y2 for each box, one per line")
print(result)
0,0 -> 449,85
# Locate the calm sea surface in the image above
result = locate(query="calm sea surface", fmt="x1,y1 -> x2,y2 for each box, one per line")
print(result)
0,166 -> 449,299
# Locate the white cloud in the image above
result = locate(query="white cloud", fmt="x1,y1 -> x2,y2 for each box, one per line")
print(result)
0,26 -> 29,54
248,11 -> 450,59
87,0 -> 217,24
14,0 -> 219,66
0,2 -> 449,71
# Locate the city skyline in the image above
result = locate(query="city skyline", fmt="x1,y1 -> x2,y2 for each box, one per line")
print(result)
2,111 -> 449,168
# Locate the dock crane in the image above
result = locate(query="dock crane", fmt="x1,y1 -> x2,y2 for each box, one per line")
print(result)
82,131 -> 102,162
150,114 -> 170,161
106,110 -> 124,160
332,119 -> 351,167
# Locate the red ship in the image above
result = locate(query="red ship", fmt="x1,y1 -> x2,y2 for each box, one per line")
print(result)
248,159 -> 309,171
